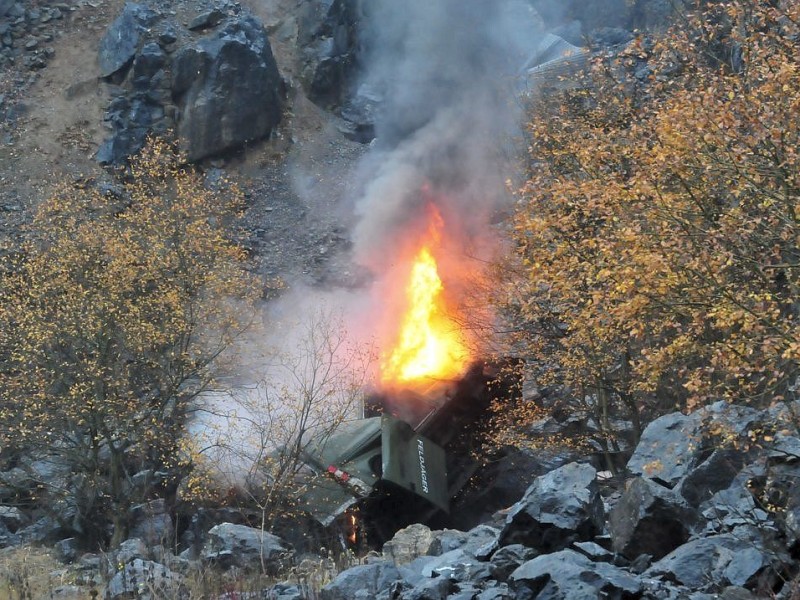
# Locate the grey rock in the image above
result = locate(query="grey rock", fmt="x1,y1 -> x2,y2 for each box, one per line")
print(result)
128,500 -> 173,547
720,586 -> 757,599
400,576 -> 452,600
489,544 -> 538,582
104,559 -> 184,599
98,3 -> 159,78
510,549 -> 642,600
626,411 -> 704,487
188,9 -> 225,31
572,540 -> 614,562
321,562 -> 402,600
339,83 -> 380,143
131,42 -> 165,86
0,506 -> 26,532
114,537 -> 149,565
268,583 -> 304,600
751,462 -> 800,545
628,402 -> 761,490
202,522 -> 291,571
767,433 -> 800,462
0,0 -> 14,18
476,582 -> 514,600
423,549 -> 491,582
429,525 -> 499,556
157,25 -> 178,46
644,534 -> 769,590
498,462 -> 604,552
382,523 -> 434,565
297,0 -> 360,107
609,477 -> 698,560
17,515 -> 63,544
174,14 -> 283,161
629,553 -> 651,574
53,537 -> 80,563
97,93 -> 163,164
678,449 -> 747,507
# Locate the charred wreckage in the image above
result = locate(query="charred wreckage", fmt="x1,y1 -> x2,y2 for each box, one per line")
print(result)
288,360 -> 521,547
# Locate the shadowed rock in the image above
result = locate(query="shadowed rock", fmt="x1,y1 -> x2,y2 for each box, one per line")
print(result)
609,476 -> 698,560
497,462 -> 603,552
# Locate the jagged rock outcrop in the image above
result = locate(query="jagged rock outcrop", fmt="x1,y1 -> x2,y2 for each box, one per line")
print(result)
609,476 -> 699,560
96,2 -> 284,164
173,14 -> 283,161
201,522 -> 292,571
510,549 -> 642,599
297,0 -> 362,108
497,462 -> 604,551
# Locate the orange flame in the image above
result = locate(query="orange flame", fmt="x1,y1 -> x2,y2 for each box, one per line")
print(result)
380,206 -> 470,386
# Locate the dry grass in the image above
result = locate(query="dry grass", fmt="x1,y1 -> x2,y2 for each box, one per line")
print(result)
0,546 -> 91,600
0,543 -> 358,600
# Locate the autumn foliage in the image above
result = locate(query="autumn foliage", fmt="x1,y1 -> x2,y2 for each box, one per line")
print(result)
0,139 -> 257,545
500,0 -> 799,441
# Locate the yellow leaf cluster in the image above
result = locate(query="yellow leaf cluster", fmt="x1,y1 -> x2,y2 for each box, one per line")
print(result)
0,137 -> 259,542
500,0 -> 799,432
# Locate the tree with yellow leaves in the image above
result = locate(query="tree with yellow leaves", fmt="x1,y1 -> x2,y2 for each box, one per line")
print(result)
0,139 -> 258,546
499,0 -> 799,451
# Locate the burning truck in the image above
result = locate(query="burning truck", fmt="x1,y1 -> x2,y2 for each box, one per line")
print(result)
281,202 -> 521,546
276,29 -> 590,546
292,359 -> 520,545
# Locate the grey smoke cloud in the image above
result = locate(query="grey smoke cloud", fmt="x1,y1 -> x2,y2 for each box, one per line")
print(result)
191,0 -> 550,486
350,0 -> 545,269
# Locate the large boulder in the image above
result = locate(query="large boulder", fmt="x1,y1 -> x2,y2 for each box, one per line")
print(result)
382,523 -> 435,565
202,522 -> 292,571
609,477 -> 699,560
320,561 -> 402,600
626,411 -> 704,487
297,0 -> 361,107
510,549 -> 642,600
174,15 -> 284,161
98,3 -> 159,78
644,533 -> 773,590
497,462 -> 604,552
96,4 -> 284,164
628,402 -> 763,489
